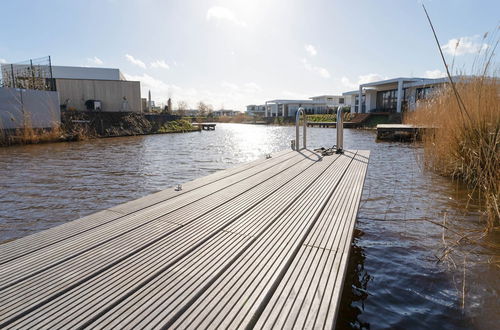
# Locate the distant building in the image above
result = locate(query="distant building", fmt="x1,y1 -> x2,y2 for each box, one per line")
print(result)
249,95 -> 346,118
213,109 -> 239,117
246,105 -> 266,117
343,77 -> 450,113
2,64 -> 142,113
53,66 -> 141,112
263,99 -> 331,117
309,95 -> 347,107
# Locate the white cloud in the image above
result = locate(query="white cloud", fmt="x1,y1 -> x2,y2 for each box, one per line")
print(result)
221,81 -> 239,90
125,54 -> 146,69
86,56 -> 103,66
301,58 -> 330,78
304,44 -> 317,56
341,73 -> 388,89
424,69 -> 446,79
0,58 -> 6,64
206,6 -> 246,27
150,60 -> 170,70
281,90 -> 312,100
441,35 -> 489,56
243,82 -> 262,93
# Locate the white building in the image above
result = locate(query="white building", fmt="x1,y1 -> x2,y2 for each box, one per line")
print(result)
309,95 -> 348,107
1,64 -> 141,112
213,109 -> 240,117
343,77 -> 449,114
246,105 -> 266,117
249,94 -> 347,118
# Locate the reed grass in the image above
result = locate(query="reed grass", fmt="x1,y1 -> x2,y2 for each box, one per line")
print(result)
405,77 -> 499,231
405,7 -> 500,232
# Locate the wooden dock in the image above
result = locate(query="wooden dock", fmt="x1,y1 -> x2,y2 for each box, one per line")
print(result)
376,124 -> 430,141
0,148 -> 369,329
194,123 -> 216,130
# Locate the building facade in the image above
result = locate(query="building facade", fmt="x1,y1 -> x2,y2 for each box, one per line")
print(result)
343,77 -> 448,114
2,64 -> 142,113
213,109 -> 239,117
246,105 -> 266,117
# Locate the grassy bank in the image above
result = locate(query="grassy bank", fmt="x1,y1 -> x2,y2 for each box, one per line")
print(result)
405,77 -> 499,231
0,115 -> 200,147
157,119 -> 199,133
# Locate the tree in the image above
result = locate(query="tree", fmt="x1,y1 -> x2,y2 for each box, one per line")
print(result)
177,100 -> 188,117
197,101 -> 213,118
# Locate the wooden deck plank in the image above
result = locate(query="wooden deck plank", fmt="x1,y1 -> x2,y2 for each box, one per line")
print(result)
86,153 -> 343,329
0,149 -> 370,330
169,153 -> 357,329
255,151 -> 369,330
0,150 -> 301,290
0,150 -> 293,265
2,151 -> 322,328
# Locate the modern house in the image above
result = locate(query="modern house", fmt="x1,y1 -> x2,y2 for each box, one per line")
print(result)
213,109 -> 240,117
343,77 -> 449,114
246,105 -> 266,117
310,95 -> 349,108
250,95 -> 346,118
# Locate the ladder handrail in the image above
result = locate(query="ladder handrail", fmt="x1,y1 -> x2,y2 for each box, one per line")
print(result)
336,107 -> 344,153
295,107 -> 307,150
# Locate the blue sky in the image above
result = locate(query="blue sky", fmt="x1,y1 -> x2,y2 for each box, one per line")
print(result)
1,0 -> 498,110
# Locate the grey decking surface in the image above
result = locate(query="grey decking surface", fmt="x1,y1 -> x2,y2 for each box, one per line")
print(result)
0,149 -> 369,329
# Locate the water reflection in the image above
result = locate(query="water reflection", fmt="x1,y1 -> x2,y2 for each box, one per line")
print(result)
337,229 -> 371,330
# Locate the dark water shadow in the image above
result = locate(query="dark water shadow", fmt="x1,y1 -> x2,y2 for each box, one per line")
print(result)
336,229 -> 371,329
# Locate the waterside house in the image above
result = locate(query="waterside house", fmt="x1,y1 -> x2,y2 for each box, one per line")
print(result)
248,77 -> 454,118
212,109 -> 240,117
343,77 -> 451,114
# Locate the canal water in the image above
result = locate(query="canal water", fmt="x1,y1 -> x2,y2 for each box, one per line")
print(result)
0,123 -> 498,329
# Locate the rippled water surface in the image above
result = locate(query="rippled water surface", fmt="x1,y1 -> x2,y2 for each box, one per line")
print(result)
0,123 -> 498,328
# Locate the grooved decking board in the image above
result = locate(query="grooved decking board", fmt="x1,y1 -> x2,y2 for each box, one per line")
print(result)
0,149 -> 369,329
0,150 -> 293,265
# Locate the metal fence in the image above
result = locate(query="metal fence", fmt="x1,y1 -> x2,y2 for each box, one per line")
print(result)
0,56 -> 55,91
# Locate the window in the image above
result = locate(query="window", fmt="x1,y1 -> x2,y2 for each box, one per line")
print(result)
416,87 -> 433,100
339,98 -> 344,104
327,97 -> 333,101
376,89 -> 398,111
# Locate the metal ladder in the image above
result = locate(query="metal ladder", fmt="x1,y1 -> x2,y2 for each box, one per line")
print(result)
292,106 -> 344,153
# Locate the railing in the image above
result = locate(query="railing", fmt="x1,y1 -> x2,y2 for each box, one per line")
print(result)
293,107 -> 307,150
336,107 -> 344,153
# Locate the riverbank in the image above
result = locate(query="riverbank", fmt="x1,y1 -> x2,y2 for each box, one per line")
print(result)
0,112 -> 200,147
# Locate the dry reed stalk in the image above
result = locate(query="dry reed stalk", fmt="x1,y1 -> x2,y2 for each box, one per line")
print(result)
408,7 -> 499,232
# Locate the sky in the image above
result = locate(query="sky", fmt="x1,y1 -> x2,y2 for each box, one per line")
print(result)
0,0 -> 498,110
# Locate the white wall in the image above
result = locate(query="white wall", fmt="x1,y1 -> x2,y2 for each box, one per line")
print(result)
56,79 -> 141,112
0,87 -> 60,129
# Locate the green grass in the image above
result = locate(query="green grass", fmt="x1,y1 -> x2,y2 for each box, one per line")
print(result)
157,119 -> 199,133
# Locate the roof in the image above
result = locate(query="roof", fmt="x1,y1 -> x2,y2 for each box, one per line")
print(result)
309,95 -> 343,99
1,64 -> 125,81
266,99 -> 323,104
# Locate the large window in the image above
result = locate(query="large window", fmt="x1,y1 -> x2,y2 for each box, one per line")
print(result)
416,87 -> 433,100
355,95 -> 366,113
376,89 -> 398,112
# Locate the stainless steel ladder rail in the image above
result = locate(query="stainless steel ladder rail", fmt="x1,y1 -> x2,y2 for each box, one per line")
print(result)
336,106 -> 344,153
294,107 -> 307,150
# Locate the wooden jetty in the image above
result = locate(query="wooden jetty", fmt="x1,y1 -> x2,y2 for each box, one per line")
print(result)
0,148 -> 369,329
194,123 -> 216,130
307,121 -> 337,128
376,124 -> 429,141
